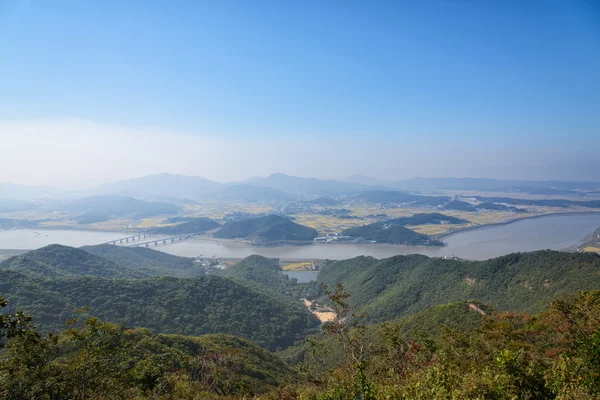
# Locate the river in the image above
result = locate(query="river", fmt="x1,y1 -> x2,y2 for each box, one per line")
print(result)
1,213 -> 600,263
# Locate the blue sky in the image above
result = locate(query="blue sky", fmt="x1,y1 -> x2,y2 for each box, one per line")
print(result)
0,0 -> 599,184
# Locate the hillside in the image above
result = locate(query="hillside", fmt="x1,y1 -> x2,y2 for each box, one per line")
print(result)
0,244 -> 145,279
81,244 -> 202,276
217,255 -> 320,298
318,250 -> 600,323
218,255 -> 288,291
443,199 -> 477,212
388,212 -> 467,226
279,300 -> 492,368
342,215 -> 449,245
148,217 -> 220,235
0,271 -> 319,350
213,215 -> 318,243
0,319 -> 297,396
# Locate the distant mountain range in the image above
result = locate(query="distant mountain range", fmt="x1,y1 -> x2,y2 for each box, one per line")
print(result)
2,173 -> 600,201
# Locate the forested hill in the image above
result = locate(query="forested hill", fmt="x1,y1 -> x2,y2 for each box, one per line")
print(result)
318,250 -> 600,323
147,217 -> 220,235
82,244 -> 196,271
342,212 -> 465,245
0,271 -> 319,350
279,300 -> 492,368
218,255 -> 287,290
213,215 -> 318,243
0,244 -> 145,279
342,223 -> 439,245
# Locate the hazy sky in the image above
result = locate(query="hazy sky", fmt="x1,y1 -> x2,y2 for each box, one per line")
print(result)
1,0 -> 599,186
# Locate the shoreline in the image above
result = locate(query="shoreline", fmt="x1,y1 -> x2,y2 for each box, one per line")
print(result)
435,211 -> 600,241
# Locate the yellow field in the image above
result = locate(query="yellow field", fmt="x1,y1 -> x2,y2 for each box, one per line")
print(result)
290,205 -> 562,235
282,261 -> 314,271
584,246 -> 600,253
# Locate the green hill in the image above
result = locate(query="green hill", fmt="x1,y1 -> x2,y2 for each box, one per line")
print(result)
0,271 -> 319,350
318,250 -> 600,323
82,244 -> 195,270
217,255 -> 321,298
218,255 -> 288,290
213,215 -> 318,243
148,217 -> 220,235
279,300 -> 492,368
0,317 -> 297,397
0,244 -> 144,279
342,222 -> 439,245
341,213 -> 463,244
389,212 -> 467,225
443,199 -> 477,211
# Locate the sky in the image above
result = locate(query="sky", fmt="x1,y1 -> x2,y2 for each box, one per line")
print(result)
0,0 -> 599,186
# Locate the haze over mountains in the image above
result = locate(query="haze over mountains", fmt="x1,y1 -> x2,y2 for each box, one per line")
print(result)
2,172 -> 600,201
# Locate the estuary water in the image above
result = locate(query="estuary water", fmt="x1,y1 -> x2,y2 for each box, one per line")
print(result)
1,213 -> 599,262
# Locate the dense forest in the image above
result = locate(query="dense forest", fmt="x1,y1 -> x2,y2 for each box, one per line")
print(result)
82,244 -> 206,277
0,244 -> 146,279
2,246 -> 600,398
213,215 -> 318,243
0,271 -> 318,351
218,255 -> 322,299
2,287 -> 600,399
317,250 -> 600,323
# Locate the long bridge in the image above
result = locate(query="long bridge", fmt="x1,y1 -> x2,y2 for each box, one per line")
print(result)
129,234 -> 199,248
103,233 -> 154,245
103,232 -> 205,248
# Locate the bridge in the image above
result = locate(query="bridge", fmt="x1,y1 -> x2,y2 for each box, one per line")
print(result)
128,233 -> 202,248
103,233 -> 153,245
104,232 -> 205,248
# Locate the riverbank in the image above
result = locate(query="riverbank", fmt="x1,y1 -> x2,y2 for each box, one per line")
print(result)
436,210 -> 600,241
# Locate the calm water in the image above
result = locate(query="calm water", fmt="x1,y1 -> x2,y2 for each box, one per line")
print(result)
1,213 -> 599,262
283,271 -> 320,283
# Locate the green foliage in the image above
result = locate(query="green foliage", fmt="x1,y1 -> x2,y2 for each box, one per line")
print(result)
0,272 -> 318,350
390,212 -> 468,225
278,300 -> 489,370
148,217 -> 220,235
341,213 -> 461,244
82,244 -> 203,277
317,250 -> 600,323
443,199 -> 477,212
0,244 -> 146,278
343,223 -> 437,245
217,255 -> 315,297
0,312 -> 297,398
214,215 -> 318,243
